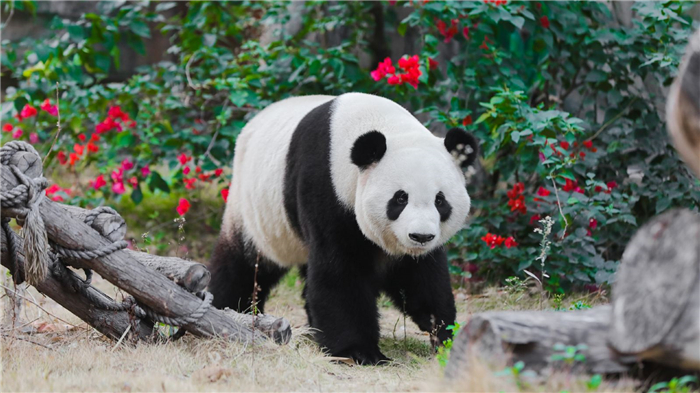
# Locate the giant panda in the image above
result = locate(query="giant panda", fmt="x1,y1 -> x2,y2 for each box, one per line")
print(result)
208,92 -> 479,365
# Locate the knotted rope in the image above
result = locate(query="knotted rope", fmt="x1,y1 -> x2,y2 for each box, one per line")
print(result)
1,142 -> 50,285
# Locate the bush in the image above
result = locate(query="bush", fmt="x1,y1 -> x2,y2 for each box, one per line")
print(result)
2,1 -> 699,292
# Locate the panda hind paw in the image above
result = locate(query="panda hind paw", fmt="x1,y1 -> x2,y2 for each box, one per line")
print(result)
335,347 -> 391,366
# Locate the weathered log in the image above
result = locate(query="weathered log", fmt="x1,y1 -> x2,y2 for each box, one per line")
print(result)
55,204 -> 209,292
444,305 -> 631,378
124,249 -> 211,293
222,309 -> 292,345
609,209 -> 700,371
0,144 -> 291,345
1,226 -> 154,340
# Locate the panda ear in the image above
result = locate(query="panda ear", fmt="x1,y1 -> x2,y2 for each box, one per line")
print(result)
444,128 -> 479,168
351,131 -> 387,170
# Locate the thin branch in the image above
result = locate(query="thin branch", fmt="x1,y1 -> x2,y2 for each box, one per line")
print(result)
111,324 -> 131,352
185,51 -> 202,90
550,174 -> 569,238
1,333 -> 54,350
0,283 -> 81,329
1,1 -> 15,30
589,97 -> 638,142
44,83 -> 63,162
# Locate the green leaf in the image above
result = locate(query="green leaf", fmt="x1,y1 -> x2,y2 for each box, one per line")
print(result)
115,132 -> 135,147
130,20 -> 151,38
147,172 -> 170,194
131,184 -> 143,205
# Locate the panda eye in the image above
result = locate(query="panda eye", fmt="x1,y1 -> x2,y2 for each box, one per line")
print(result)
435,192 -> 445,206
394,191 -> 408,205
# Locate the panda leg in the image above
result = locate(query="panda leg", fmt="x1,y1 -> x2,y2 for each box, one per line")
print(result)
208,231 -> 288,314
304,248 -> 389,365
382,247 -> 456,346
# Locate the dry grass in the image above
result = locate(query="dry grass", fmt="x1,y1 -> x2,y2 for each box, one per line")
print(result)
1,269 -> 634,392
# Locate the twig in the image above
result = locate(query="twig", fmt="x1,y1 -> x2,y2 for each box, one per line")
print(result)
550,175 -> 569,238
1,333 -> 54,350
111,324 -> 131,352
0,283 -> 80,329
588,97 -> 637,142
44,83 -> 63,162
185,51 -> 202,90
1,1 -> 15,30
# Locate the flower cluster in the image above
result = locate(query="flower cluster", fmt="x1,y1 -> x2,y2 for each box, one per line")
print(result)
370,55 -> 423,89
178,152 -> 225,190
40,99 -> 58,116
95,106 -> 135,133
481,233 -> 518,249
562,178 -> 584,194
594,181 -> 618,194
436,18 -> 458,43
506,182 -> 526,214
45,184 -> 71,202
176,198 -> 191,216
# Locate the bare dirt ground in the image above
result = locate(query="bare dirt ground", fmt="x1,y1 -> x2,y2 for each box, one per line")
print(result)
1,270 -> 635,392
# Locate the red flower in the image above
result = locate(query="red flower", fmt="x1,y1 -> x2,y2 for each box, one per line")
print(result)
594,185 -> 603,193
69,153 -> 80,166
462,26 -> 469,40
73,144 -> 84,156
387,75 -> 401,85
606,181 -> 618,190
112,182 -> 126,195
428,57 -> 439,70
95,117 -> 122,133
178,153 -> 191,166
221,188 -> 229,202
141,165 -> 151,177
107,106 -> 130,122
508,195 -> 527,214
579,151 -> 586,159
46,184 -> 61,196
506,182 -> 525,199
214,168 -> 223,177
589,218 -> 598,230
537,187 -> 550,197
86,142 -> 99,153
78,133 -> 86,142
540,16 -> 550,29
29,133 -> 39,144
195,166 -> 202,173
198,173 -> 211,182
12,128 -> 23,138
3,124 -> 13,132
20,104 -> 38,119
559,141 -> 570,150
436,19 -> 458,43
121,159 -> 134,171
535,2 -> 542,9
370,57 -> 396,81
111,168 -> 124,183
183,166 -> 191,175
481,233 -> 506,249
479,39 -> 489,50
562,178 -> 577,192
583,140 -> 593,149
176,198 -> 191,216
462,115 -> 473,126
530,214 -> 542,226
128,176 -> 138,188
91,133 -> 100,142
183,178 -> 196,190
57,151 -> 68,165
91,175 -> 107,190
40,99 -> 58,116
504,236 -> 518,248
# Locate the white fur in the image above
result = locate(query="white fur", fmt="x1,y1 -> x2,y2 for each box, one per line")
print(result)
223,95 -> 335,266
224,93 -> 471,265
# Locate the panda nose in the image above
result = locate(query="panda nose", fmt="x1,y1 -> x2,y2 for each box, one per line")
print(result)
409,233 -> 435,244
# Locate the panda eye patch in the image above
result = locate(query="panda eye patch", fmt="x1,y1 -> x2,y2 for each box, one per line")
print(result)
386,190 -> 408,220
435,191 -> 452,222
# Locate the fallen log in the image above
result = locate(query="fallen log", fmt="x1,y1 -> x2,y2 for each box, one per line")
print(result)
1,226 -> 155,340
124,250 -> 211,294
0,142 -> 291,345
446,209 -> 700,379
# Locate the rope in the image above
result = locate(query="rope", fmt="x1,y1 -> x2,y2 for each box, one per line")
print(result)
49,260 -> 212,327
0,142 -> 50,286
51,240 -> 128,260
1,218 -> 25,284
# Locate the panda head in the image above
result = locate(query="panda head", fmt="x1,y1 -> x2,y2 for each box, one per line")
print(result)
350,128 -> 479,257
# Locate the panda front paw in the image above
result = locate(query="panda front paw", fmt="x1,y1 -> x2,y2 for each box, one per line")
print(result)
334,346 -> 391,366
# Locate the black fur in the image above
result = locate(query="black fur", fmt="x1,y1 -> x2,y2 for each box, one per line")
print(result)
435,191 -> 452,222
208,230 -> 288,313
386,190 -> 408,221
444,127 -> 479,168
350,131 -> 387,170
